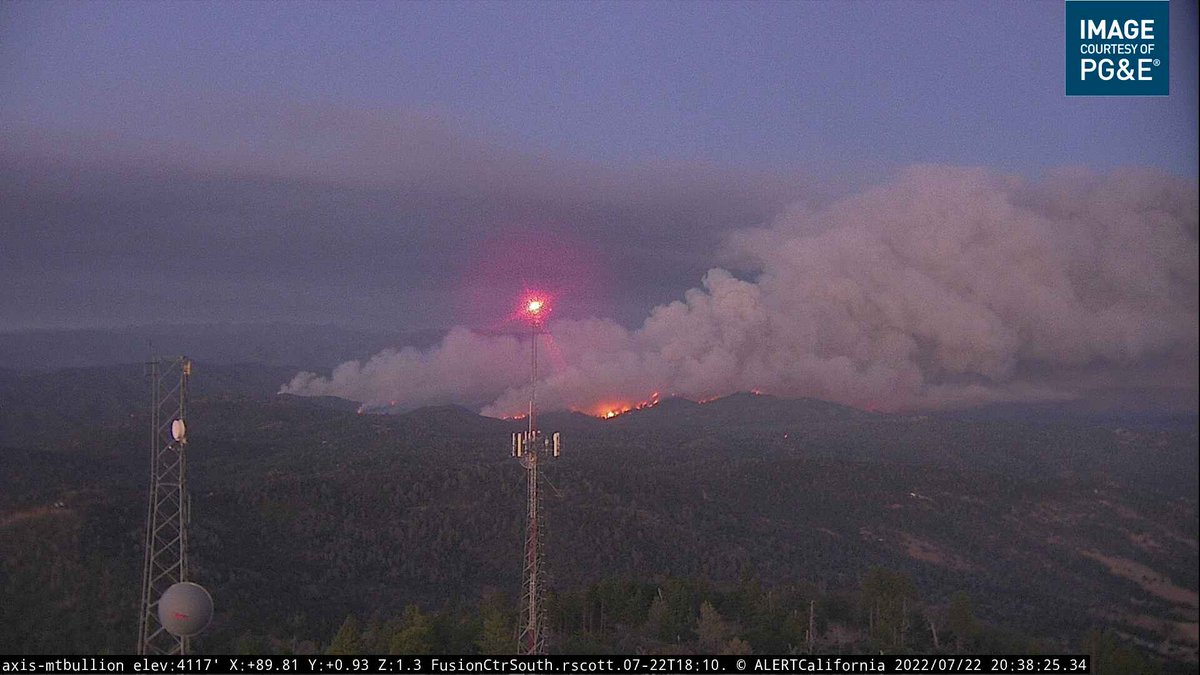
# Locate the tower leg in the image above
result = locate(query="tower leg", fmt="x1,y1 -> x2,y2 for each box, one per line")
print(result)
518,449 -> 546,654
137,357 -> 191,655
512,320 -> 559,656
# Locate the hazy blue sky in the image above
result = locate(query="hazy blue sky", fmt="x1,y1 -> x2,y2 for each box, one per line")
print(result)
1,1 -> 1197,331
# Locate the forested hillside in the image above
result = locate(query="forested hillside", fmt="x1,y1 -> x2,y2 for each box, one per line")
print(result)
0,367 -> 1195,670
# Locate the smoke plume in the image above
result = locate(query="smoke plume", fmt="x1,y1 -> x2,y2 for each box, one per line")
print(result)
281,166 -> 1199,414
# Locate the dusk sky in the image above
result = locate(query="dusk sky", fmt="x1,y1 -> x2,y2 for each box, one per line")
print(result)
2,1 -> 1197,412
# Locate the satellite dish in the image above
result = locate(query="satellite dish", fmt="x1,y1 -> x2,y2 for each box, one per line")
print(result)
158,582 -> 213,637
171,419 -> 186,443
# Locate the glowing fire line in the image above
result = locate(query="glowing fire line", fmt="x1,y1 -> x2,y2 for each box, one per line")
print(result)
501,389 -> 767,420
580,391 -> 662,419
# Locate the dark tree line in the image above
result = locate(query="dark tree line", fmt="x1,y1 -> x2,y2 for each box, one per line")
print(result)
300,571 -> 1166,674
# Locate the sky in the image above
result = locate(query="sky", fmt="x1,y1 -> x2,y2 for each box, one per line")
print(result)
1,1 -> 1197,412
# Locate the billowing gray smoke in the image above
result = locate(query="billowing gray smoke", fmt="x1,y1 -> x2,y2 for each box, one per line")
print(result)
281,166 -> 1198,415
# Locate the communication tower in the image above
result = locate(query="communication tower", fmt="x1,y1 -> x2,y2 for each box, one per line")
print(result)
137,356 -> 207,654
508,297 -> 561,655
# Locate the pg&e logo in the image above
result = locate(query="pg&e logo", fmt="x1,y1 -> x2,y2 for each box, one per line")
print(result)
1066,0 -> 1169,96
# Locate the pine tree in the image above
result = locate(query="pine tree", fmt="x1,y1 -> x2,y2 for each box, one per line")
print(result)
644,593 -> 672,642
477,605 -> 514,655
327,615 -> 361,655
946,591 -> 977,652
860,567 -> 917,649
696,602 -> 732,653
388,605 -> 434,655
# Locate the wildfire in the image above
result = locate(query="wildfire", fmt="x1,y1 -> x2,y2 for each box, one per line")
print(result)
499,389 -> 767,421
585,391 -> 661,419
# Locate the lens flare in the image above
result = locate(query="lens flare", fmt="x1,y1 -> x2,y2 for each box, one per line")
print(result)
517,292 -> 553,327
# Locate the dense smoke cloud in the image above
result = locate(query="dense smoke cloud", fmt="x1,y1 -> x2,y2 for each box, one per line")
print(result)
281,166 -> 1198,414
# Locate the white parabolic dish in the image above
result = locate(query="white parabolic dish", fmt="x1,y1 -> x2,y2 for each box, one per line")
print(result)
158,582 -> 212,637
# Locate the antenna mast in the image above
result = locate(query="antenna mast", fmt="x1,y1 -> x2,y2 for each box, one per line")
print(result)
137,356 -> 193,655
509,298 -> 561,655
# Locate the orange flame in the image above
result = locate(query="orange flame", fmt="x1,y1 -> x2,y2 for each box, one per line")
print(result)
580,391 -> 662,419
